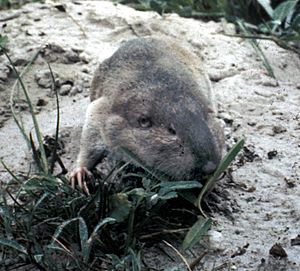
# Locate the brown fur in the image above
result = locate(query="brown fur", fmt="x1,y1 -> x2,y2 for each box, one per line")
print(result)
74,38 -> 224,181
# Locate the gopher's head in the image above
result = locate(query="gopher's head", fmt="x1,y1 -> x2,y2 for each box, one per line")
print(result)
91,38 -> 223,180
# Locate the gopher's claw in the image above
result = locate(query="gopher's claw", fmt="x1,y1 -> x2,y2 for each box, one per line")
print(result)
69,167 -> 92,195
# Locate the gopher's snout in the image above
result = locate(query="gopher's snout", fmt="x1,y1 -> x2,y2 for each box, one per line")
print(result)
190,159 -> 219,180
202,160 -> 218,175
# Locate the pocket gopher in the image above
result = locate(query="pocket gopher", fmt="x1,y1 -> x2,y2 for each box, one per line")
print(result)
70,38 -> 224,193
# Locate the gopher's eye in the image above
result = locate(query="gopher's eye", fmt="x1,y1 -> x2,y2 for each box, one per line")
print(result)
168,124 -> 176,135
138,117 -> 152,128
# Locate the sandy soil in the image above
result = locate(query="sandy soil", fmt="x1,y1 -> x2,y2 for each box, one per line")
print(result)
0,1 -> 299,270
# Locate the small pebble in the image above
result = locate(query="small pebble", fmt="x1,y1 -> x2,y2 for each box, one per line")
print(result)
59,84 -> 72,95
35,70 -> 59,88
207,230 -> 226,251
219,112 -> 233,125
272,125 -> 287,134
269,243 -> 287,258
71,45 -> 84,53
0,64 -> 10,81
64,50 -> 80,63
69,85 -> 83,96
36,98 -> 47,106
291,235 -> 300,246
12,56 -> 28,66
267,150 -> 278,159
80,52 -> 92,63
81,67 -> 90,73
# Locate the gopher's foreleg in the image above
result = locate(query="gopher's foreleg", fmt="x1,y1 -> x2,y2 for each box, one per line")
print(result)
70,98 -> 109,194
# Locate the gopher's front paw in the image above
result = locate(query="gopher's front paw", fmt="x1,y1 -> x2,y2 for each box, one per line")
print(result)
69,167 -> 92,195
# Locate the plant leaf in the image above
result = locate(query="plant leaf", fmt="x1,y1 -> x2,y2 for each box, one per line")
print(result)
158,181 -> 201,198
109,193 -> 132,222
291,14 -> 300,29
178,191 -> 197,205
273,0 -> 298,23
182,217 -> 212,250
160,191 -> 179,200
257,0 -> 274,18
158,181 -> 202,190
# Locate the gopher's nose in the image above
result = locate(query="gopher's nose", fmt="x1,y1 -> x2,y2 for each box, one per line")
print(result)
191,161 -> 217,179
202,161 -> 218,175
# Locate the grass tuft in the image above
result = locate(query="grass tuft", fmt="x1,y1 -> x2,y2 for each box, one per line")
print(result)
0,49 -> 243,270
119,0 -> 300,73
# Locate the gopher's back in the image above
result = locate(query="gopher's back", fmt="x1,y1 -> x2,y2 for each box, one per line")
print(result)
90,38 -> 213,110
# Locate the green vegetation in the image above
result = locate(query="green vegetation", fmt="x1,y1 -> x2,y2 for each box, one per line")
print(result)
0,47 -> 243,269
120,0 -> 300,77
120,0 -> 300,42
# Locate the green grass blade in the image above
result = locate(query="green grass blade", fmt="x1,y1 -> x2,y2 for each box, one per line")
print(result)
273,0 -> 298,23
2,48 -> 48,174
182,216 -> 212,250
81,217 -> 116,263
129,248 -> 141,271
0,191 -> 14,239
47,62 -> 61,174
197,139 -> 244,217
157,181 -> 202,199
156,181 -> 202,190
32,192 -> 50,211
163,268 -> 185,271
257,0 -> 274,18
51,217 -> 80,246
87,217 -> 116,244
0,35 -> 8,50
0,159 -> 23,185
0,238 -> 28,255
238,20 -> 276,78
29,132 -> 43,172
78,217 -> 89,263
9,48 -> 42,149
121,147 -> 169,182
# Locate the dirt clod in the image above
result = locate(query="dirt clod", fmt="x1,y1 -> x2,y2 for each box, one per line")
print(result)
35,69 -> 59,88
59,83 -> 72,95
284,177 -> 296,188
272,125 -> 287,134
291,235 -> 300,246
269,243 -> 288,258
267,150 -> 278,159
231,243 -> 249,258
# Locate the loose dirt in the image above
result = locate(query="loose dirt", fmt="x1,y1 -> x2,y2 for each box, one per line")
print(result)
0,1 -> 299,270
